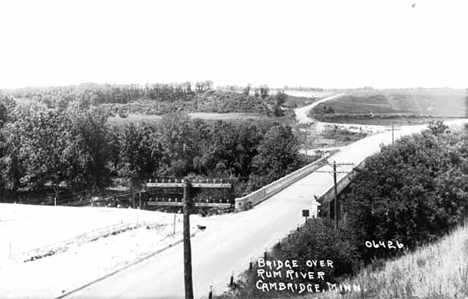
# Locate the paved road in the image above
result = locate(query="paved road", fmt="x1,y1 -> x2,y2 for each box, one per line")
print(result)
293,92 -> 390,134
294,93 -> 345,124
65,119 -> 468,299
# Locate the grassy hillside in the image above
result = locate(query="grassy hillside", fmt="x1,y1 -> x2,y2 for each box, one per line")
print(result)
309,221 -> 468,299
102,90 -> 268,116
107,112 -> 295,127
311,88 -> 466,125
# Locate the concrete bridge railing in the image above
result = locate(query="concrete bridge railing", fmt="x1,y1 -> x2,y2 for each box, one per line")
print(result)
234,154 -> 330,211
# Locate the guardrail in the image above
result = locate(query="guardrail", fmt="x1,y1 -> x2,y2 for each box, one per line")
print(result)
234,154 -> 330,211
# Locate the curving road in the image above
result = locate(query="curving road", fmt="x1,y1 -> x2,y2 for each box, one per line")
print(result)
63,119 -> 468,299
293,93 -> 345,124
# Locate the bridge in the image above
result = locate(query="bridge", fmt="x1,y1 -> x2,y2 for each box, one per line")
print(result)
63,120 -> 468,299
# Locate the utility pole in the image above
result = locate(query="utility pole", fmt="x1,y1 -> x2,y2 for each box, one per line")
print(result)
173,213 -> 177,235
183,179 -> 194,299
316,161 -> 354,229
297,123 -> 309,157
392,122 -> 394,146
145,178 -> 232,297
305,125 -> 308,157
391,122 -> 401,146
333,162 -> 338,228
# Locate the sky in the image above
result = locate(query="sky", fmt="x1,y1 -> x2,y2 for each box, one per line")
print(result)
0,0 -> 467,89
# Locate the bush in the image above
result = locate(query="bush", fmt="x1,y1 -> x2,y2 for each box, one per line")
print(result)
219,122 -> 468,299
220,218 -> 361,298
118,108 -> 128,118
345,127 -> 468,262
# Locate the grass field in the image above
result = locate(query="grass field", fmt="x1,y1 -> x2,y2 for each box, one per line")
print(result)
316,116 -> 452,126
108,112 -> 295,126
308,221 -> 468,299
323,88 -> 466,117
284,90 -> 336,99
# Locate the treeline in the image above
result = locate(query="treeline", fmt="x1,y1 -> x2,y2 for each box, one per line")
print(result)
5,81 -> 214,107
0,98 -> 303,202
221,121 -> 468,298
2,82 -> 289,116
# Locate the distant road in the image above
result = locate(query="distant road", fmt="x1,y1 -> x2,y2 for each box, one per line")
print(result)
292,93 -> 390,135
293,93 -> 345,124
65,119 -> 468,299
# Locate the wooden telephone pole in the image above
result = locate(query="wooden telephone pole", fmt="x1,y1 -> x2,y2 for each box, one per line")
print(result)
298,123 -> 312,157
391,122 -> 402,146
146,178 -> 232,298
317,161 -> 354,229
183,179 -> 194,299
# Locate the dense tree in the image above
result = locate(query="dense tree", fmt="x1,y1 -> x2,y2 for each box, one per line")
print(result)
64,107 -> 112,189
242,84 -> 250,96
250,124 -> 300,189
0,100 -> 303,201
0,113 -> 25,199
158,112 -> 198,177
14,110 -> 69,195
0,95 -> 12,128
258,84 -> 269,100
427,119 -> 449,135
119,122 -> 161,186
345,124 -> 468,260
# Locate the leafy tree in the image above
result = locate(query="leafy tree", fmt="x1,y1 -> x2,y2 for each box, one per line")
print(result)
258,84 -> 269,100
427,120 -> 449,136
251,124 -> 300,183
119,122 -> 161,187
0,107 -> 71,200
18,110 -> 69,194
226,219 -> 360,298
345,129 -> 468,261
242,84 -> 251,96
158,112 -> 197,177
202,121 -> 239,176
107,126 -> 122,175
0,94 -> 13,128
64,107 -> 112,189
0,112 -> 26,199
275,90 -> 287,106
235,123 -> 262,178
253,88 -> 260,98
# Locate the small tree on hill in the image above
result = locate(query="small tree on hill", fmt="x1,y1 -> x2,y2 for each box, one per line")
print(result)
427,120 -> 449,136
242,84 -> 251,96
254,88 -> 259,98
259,85 -> 269,100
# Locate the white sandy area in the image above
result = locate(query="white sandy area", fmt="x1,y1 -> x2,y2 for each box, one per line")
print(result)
0,203 -> 204,299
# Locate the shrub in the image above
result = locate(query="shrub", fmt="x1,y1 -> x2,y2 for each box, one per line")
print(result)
345,127 -> 468,262
219,218 -> 361,298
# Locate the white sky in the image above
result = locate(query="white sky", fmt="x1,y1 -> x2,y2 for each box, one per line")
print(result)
0,0 -> 467,89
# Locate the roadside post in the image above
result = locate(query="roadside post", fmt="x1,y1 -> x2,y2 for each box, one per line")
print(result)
311,198 -> 320,218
